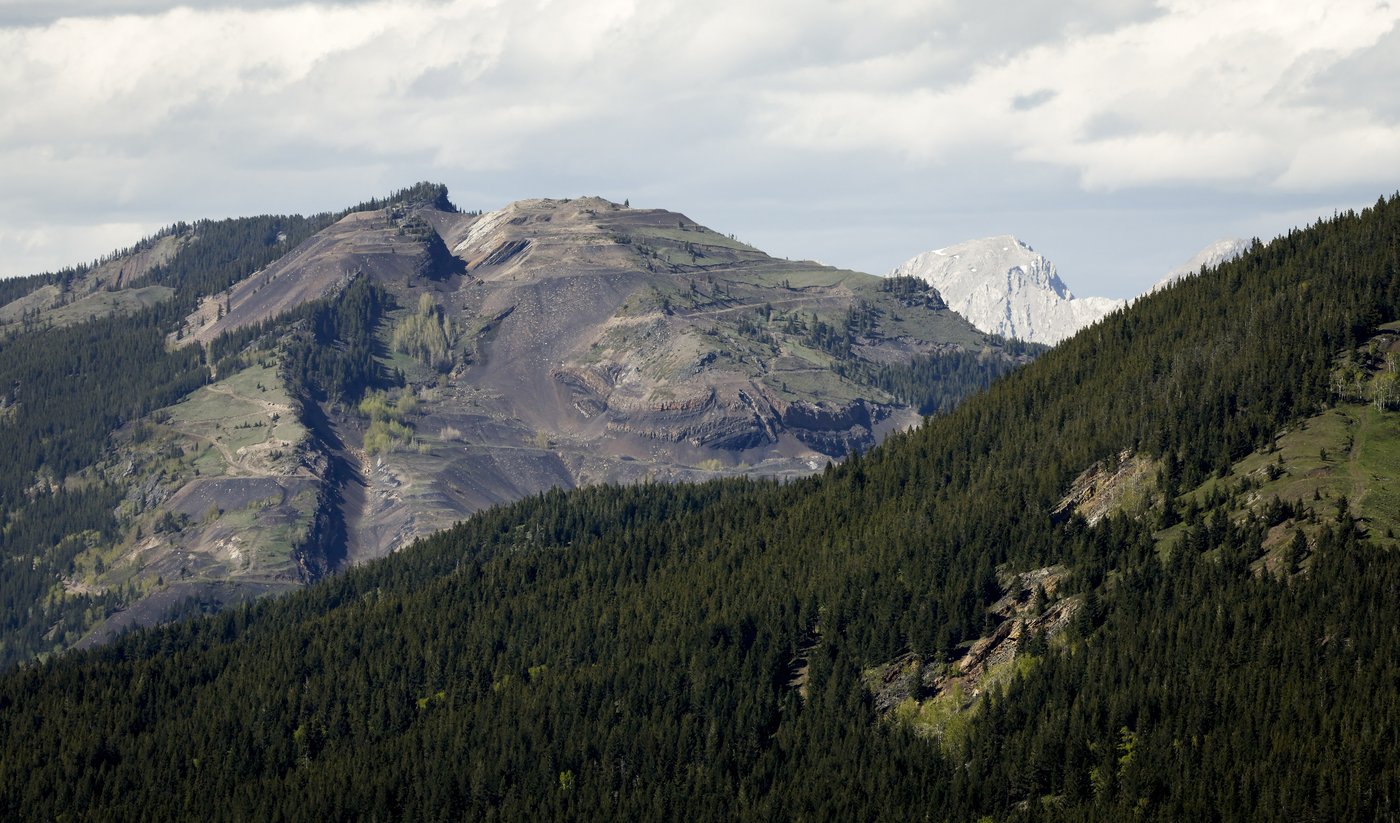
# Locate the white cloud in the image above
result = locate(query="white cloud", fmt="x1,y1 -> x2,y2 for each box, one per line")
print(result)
755,0 -> 1400,190
0,220 -> 162,278
1031,131 -> 1285,190
0,0 -> 1397,294
1277,125 -> 1400,190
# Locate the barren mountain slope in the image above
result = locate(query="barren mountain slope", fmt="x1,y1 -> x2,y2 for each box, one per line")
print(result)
177,207 -> 461,347
326,196 -> 1011,559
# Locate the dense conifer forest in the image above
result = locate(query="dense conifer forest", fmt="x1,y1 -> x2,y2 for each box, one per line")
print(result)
0,185 -> 443,667
2,193 -> 1399,820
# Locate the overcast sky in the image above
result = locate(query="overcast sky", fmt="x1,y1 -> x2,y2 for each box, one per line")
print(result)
1,0 -> 1398,297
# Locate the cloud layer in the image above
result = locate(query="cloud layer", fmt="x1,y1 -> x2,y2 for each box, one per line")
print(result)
2,0 -> 1398,295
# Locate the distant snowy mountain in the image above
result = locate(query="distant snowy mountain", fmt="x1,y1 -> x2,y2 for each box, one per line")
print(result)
888,235 -> 1123,345
1150,238 -> 1251,292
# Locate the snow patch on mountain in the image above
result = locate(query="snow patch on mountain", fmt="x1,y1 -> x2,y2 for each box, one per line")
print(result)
1150,238 -> 1251,292
888,235 -> 1123,346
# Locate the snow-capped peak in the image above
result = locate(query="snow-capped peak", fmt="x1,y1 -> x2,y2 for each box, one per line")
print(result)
889,235 -> 1122,346
1150,238 -> 1250,293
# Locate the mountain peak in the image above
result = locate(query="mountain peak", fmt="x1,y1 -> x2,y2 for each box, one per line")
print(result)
934,234 -> 1030,253
891,235 -> 1121,344
1150,237 -> 1250,292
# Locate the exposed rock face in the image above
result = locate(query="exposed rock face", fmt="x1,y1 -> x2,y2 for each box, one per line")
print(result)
1150,237 -> 1251,293
864,565 -> 1077,725
601,385 -> 777,451
1053,449 -> 1157,526
780,399 -> 881,456
889,235 -> 1124,345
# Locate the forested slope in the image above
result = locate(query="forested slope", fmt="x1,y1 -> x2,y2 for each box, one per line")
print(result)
0,183 -> 452,666
0,211 -> 338,666
2,196 -> 1399,820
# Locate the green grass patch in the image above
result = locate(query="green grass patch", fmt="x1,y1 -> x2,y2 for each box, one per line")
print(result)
162,361 -> 307,474
216,362 -> 280,398
168,392 -> 261,428
189,443 -> 227,476
761,365 -> 867,404
1163,401 -> 1400,551
893,684 -> 974,754
1354,405 -> 1400,544
0,285 -> 175,331
746,264 -> 863,290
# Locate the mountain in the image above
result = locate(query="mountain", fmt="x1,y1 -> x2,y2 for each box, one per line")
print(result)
888,235 -> 1124,345
3,194 -> 1396,820
191,195 -> 1019,568
1150,236 -> 1252,292
0,186 -> 1031,667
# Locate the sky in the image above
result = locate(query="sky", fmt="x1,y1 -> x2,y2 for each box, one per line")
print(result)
1,0 -> 1398,298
